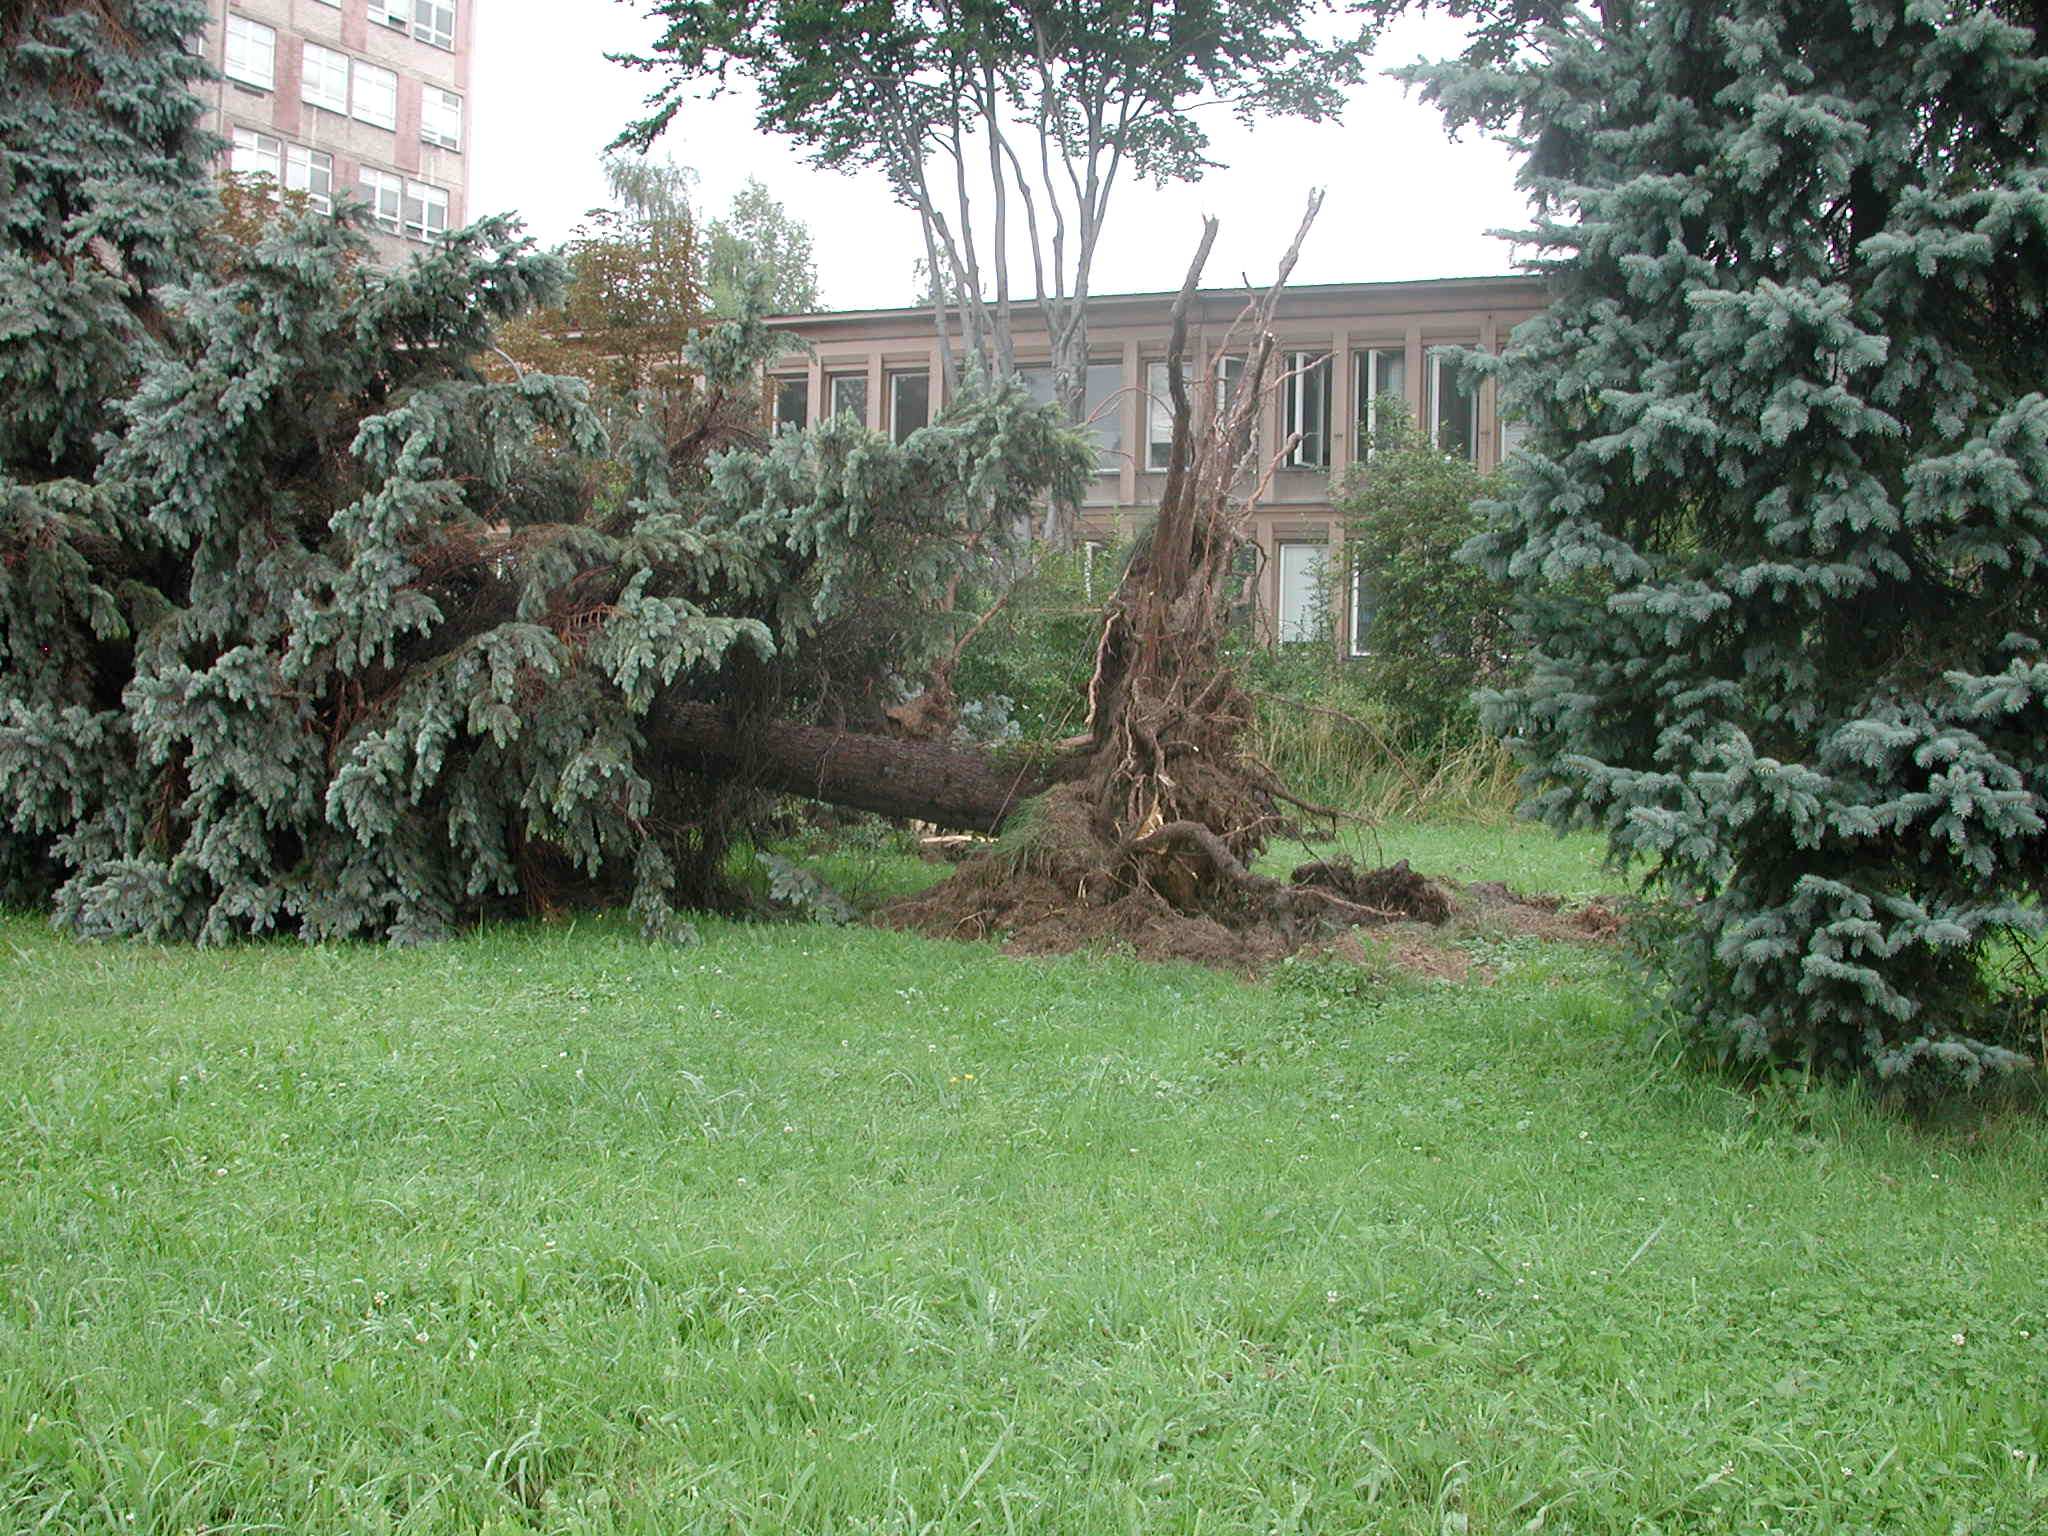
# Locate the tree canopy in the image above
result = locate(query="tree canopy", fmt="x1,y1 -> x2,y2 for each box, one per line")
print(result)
1412,0 -> 2048,1087
702,176 -> 821,317
616,0 -> 1372,539
0,0 -> 220,904
2,7 -> 1092,944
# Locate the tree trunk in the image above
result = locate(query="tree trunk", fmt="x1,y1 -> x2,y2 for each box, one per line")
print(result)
648,702 -> 1073,834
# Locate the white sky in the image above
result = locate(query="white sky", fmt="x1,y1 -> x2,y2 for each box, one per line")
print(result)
471,0 -> 1530,311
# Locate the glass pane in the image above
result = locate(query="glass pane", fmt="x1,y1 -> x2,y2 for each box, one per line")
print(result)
1146,361 -> 1172,471
774,378 -> 808,436
1432,354 -> 1477,459
829,376 -> 867,423
1357,348 -> 1408,457
890,372 -> 929,444
1277,543 -> 1329,643
1350,566 -> 1375,654
1286,353 -> 1329,468
1084,361 -> 1122,466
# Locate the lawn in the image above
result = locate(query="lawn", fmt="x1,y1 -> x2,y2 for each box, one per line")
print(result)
2,821 -> 2043,1534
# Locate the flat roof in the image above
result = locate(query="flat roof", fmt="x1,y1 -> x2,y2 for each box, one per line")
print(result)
765,272 -> 1545,326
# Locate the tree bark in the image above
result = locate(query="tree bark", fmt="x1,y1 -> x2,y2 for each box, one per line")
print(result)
648,702 -> 1074,834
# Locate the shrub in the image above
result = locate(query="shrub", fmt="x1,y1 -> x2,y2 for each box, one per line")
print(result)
1339,410 -> 1518,744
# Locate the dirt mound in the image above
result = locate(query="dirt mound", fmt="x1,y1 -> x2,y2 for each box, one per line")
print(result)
879,845 -> 1622,979
1465,880 -> 1627,942
1290,857 -> 1454,923
879,860 -> 1295,974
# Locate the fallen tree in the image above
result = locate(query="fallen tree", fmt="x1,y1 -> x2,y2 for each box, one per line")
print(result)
883,196 -> 1417,965
648,703 -> 1074,834
5,9 -> 1388,954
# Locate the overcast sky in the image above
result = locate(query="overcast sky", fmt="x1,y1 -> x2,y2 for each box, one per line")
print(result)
470,2 -> 1531,311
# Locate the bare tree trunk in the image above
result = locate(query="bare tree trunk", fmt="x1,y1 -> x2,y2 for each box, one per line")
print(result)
647,703 -> 1074,834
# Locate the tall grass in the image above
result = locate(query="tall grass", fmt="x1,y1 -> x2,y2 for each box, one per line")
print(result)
1248,687 -> 1521,823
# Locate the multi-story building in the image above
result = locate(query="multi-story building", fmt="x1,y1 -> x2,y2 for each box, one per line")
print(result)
766,275 -> 1546,650
190,0 -> 474,264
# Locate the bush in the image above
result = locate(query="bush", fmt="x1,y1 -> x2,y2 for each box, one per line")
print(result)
1339,409 -> 1519,744
953,543 -> 1122,744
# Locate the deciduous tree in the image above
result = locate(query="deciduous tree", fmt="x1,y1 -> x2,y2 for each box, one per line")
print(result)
701,176 -> 820,317
616,0 -> 1372,542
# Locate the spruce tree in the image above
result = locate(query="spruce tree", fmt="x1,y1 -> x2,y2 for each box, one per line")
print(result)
3,12 -> 1090,945
0,0 -> 218,902
1409,0 -> 2048,1086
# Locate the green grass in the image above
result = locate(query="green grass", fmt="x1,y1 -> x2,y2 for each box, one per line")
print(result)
3,820 -> 2044,1534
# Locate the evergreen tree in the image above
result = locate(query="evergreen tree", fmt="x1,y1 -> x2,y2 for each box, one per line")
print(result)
1409,0 -> 2048,1087
4,16 -> 1091,945
0,0 -> 219,903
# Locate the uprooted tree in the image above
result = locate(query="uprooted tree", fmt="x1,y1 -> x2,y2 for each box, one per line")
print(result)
1,1 -> 1093,942
888,196 -> 1459,966
5,5 -> 1430,957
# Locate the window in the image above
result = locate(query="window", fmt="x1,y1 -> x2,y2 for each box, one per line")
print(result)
223,15 -> 275,90
889,371 -> 930,444
370,0 -> 408,28
1144,361 -> 1174,471
359,167 -> 402,236
412,0 -> 456,49
402,180 -> 448,241
828,374 -> 867,424
1349,566 -> 1376,657
230,126 -> 282,183
352,62 -> 399,130
1276,542 -> 1329,644
1428,349 -> 1478,459
1353,347 -> 1407,458
1213,354 -> 1259,456
1020,361 -> 1123,468
301,43 -> 349,113
773,377 -> 808,436
1283,351 -> 1331,469
421,87 -> 463,151
1500,415 -> 1530,464
286,145 -> 334,214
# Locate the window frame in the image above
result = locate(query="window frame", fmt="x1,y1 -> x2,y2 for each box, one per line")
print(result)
223,15 -> 276,91
285,144 -> 333,215
1275,540 -> 1331,645
359,167 -> 403,236
351,60 -> 400,131
1352,347 -> 1407,459
300,42 -> 350,114
1427,349 -> 1479,461
229,125 -> 283,183
420,86 -> 463,151
411,0 -> 456,49
1282,350 -> 1332,470
402,179 -> 448,242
